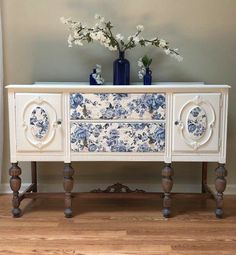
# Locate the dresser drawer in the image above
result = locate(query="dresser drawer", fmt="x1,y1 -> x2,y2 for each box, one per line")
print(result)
70,93 -> 166,120
71,122 -> 165,153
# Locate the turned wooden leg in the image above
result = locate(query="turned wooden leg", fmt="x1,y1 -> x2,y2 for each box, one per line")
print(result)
31,162 -> 37,192
162,163 -> 174,218
63,163 -> 74,218
9,163 -> 22,217
201,162 -> 208,193
215,163 -> 227,218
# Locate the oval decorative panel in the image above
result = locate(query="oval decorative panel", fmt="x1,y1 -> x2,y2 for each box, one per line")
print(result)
30,106 -> 50,140
187,106 -> 207,140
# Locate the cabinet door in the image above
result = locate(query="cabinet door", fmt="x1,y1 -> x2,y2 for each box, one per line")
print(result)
172,93 -> 221,153
15,93 -> 63,152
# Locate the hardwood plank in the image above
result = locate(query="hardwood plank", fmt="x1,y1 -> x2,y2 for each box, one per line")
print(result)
0,194 -> 236,254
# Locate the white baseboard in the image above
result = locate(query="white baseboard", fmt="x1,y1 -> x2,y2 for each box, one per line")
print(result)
0,182 -> 236,194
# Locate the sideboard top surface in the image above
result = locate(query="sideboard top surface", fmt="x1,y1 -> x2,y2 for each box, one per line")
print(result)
6,82 -> 230,93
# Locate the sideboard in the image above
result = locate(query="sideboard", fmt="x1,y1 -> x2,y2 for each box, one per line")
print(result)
6,82 -> 230,218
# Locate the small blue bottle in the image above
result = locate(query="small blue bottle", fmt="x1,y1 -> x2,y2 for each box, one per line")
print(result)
143,68 -> 152,85
89,68 -> 97,85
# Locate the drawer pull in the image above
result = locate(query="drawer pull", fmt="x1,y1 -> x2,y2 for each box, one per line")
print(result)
57,119 -> 62,125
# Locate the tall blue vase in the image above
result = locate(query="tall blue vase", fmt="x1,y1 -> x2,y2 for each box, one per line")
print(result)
113,51 -> 130,85
143,68 -> 152,85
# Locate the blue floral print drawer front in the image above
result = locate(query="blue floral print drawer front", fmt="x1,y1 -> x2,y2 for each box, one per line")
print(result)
71,122 -> 165,152
70,93 -> 166,120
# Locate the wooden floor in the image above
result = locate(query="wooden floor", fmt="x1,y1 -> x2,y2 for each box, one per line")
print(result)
0,193 -> 236,255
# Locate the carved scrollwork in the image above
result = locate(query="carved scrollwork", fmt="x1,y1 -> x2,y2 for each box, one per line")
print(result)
177,96 -> 216,150
22,96 -> 60,150
90,183 -> 146,193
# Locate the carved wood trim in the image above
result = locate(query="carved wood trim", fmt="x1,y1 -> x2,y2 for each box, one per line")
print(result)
90,183 -> 146,193
177,95 -> 216,150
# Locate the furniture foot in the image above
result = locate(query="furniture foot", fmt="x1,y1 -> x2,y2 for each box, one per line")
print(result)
63,163 -> 74,218
162,163 -> 174,218
9,163 -> 22,218
215,163 -> 227,218
31,162 -> 37,192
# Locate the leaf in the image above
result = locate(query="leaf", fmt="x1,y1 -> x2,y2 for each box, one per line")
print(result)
141,55 -> 152,68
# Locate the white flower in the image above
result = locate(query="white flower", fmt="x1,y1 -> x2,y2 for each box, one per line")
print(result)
96,31 -> 105,41
60,17 -> 67,24
138,59 -> 144,67
90,32 -> 98,40
74,40 -> 83,46
67,34 -> 74,47
141,68 -> 146,74
145,41 -> 152,46
94,14 -> 100,19
108,45 -> 117,51
133,36 -> 139,44
100,17 -> 105,23
104,43 -> 110,48
94,14 -> 105,23
138,70 -> 144,79
174,54 -> 183,62
164,48 -> 171,55
136,25 -> 144,32
116,34 -> 124,41
159,39 -> 167,48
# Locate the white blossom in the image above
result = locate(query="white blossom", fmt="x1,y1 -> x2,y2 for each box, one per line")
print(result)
108,45 -> 117,51
174,54 -> 183,62
90,32 -> 98,40
164,48 -> 171,55
138,58 -> 144,67
94,14 -> 101,19
138,73 -> 143,79
74,40 -> 83,46
145,41 -> 152,46
136,25 -> 144,32
67,34 -> 74,47
61,15 -> 182,63
159,39 -> 167,48
95,14 -> 105,23
116,34 -> 124,41
133,36 -> 140,44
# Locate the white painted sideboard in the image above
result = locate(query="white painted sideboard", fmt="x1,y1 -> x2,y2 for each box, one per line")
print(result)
6,82 -> 230,218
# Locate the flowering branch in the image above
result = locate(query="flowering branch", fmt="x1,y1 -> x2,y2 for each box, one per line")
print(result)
61,14 -> 183,61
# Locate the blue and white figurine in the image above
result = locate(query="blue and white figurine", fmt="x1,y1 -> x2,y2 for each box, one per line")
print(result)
89,64 -> 105,85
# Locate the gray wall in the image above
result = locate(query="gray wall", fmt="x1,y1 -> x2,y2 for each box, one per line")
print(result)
1,0 -> 236,192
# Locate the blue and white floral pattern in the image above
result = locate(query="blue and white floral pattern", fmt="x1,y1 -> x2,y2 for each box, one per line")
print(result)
187,106 -> 207,139
70,93 -> 166,120
71,122 -> 165,152
30,106 -> 49,140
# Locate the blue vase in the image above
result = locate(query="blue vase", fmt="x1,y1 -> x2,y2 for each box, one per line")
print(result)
143,68 -> 152,85
89,68 -> 97,85
113,51 -> 130,85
